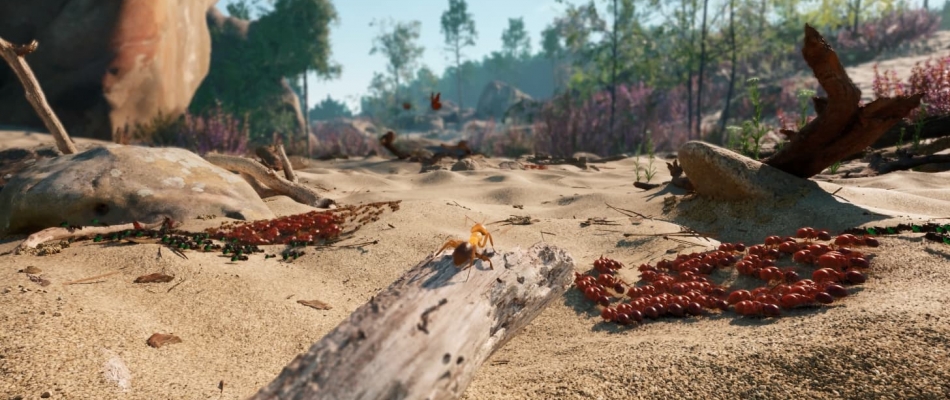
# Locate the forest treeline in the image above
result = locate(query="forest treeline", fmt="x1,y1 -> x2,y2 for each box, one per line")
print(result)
166,0 -> 947,158
334,0 -> 945,155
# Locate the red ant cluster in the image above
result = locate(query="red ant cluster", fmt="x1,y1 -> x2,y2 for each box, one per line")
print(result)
574,227 -> 876,326
207,201 -> 401,246
208,210 -> 343,245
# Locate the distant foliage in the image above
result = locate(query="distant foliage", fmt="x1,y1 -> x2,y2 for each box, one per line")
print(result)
177,105 -> 250,156
465,119 -> 534,158
309,95 -> 354,121
873,55 -> 950,120
113,106 -> 249,156
309,121 -> 385,158
533,83 -> 689,157
832,8 -> 941,65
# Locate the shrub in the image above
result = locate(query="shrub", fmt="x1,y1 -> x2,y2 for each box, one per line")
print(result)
532,82 -> 689,157
832,8 -> 941,66
873,55 -> 950,120
177,104 -> 250,156
466,119 -> 535,158
112,105 -> 249,156
308,120 -> 385,158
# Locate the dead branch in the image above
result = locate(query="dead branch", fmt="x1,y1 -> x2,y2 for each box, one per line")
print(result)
870,153 -> 950,174
203,153 -> 334,208
380,131 -> 410,159
15,221 -> 164,253
0,36 -> 77,155
249,242 -> 574,400
275,144 -> 297,183
763,24 -> 922,178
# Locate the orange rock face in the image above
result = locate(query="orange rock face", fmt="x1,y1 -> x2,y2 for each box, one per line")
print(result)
0,0 -> 217,140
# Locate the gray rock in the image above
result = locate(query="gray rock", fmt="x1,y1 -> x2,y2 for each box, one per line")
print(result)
0,145 -> 274,234
677,141 -> 814,201
475,81 -> 533,120
451,158 -> 479,171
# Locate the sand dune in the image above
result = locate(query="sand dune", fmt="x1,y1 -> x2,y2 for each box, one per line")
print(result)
1,136 -> 949,399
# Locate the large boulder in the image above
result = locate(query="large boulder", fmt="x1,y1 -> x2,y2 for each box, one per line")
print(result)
475,81 -> 533,120
677,141 -> 815,201
0,0 -> 218,141
0,145 -> 275,235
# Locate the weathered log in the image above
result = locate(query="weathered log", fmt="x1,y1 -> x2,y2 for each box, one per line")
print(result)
764,24 -> 922,178
203,153 -> 334,208
0,36 -> 77,155
249,242 -> 575,400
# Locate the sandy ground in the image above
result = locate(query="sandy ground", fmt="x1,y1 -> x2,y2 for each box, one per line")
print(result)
1,129 -> 949,399
2,40 -> 950,399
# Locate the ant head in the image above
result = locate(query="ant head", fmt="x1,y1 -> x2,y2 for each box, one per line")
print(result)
464,215 -> 487,228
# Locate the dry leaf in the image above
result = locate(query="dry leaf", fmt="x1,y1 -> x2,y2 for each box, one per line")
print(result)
134,273 -> 175,284
297,299 -> 332,310
146,333 -> 181,348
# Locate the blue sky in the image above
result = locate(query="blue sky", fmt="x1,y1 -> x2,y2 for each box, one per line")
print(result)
217,0 -> 569,112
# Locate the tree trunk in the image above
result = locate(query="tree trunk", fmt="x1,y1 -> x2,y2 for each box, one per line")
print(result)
455,38 -> 464,125
686,0 -> 697,141
695,0 -> 710,140
609,0 -> 619,152
764,24 -> 922,178
303,70 -> 311,159
717,0 -> 738,144
852,0 -> 861,35
248,242 -> 575,400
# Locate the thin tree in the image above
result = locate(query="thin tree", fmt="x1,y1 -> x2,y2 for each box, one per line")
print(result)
501,17 -> 532,58
609,0 -> 619,150
541,24 -> 564,92
717,0 -> 738,142
694,0 -> 710,139
440,0 -> 477,120
369,19 -> 425,105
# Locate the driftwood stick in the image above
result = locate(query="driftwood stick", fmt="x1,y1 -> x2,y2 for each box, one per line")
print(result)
871,153 -> 950,174
15,221 -> 164,253
275,144 -> 297,183
249,242 -> 575,400
203,153 -> 334,208
0,36 -> 77,155
763,24 -> 921,178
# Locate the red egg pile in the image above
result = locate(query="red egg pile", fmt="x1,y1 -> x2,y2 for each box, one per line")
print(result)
574,227 -> 877,326
207,201 -> 401,246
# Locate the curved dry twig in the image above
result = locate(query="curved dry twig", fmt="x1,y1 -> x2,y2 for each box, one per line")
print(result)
203,153 -> 334,208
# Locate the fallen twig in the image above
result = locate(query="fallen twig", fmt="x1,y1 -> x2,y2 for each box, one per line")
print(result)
63,270 -> 123,286
203,153 -> 335,208
16,221 -> 164,253
275,144 -> 297,183
0,36 -> 76,155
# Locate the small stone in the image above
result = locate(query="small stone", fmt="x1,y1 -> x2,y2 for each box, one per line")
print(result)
451,158 -> 478,171
41,391 -> 51,398
20,266 -> 42,274
146,333 -> 182,348
53,312 -> 61,317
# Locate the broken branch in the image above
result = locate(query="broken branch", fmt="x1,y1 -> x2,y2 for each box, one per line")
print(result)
0,36 -> 77,155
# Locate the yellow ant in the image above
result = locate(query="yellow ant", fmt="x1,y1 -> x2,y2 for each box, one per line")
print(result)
435,216 -> 495,279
